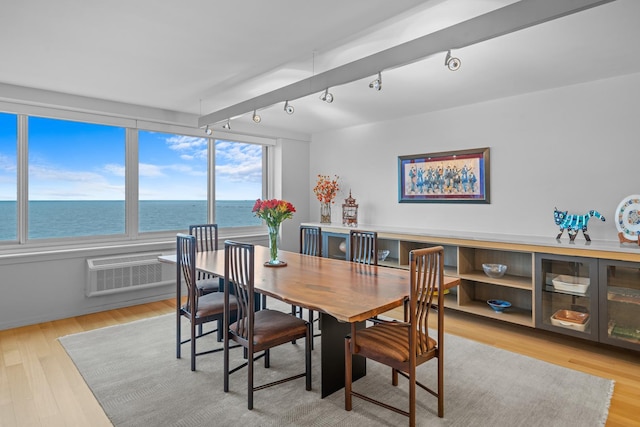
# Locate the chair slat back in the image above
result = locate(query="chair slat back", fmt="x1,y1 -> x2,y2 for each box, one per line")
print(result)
409,246 -> 444,357
189,224 -> 218,280
189,223 -> 218,251
224,240 -> 255,341
300,225 -> 322,256
349,230 -> 378,265
177,233 -> 198,312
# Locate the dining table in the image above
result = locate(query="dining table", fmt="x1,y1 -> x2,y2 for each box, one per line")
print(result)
160,244 -> 459,397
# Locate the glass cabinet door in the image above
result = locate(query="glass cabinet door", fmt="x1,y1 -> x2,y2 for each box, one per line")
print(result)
599,260 -> 640,351
535,254 -> 599,341
322,232 -> 348,260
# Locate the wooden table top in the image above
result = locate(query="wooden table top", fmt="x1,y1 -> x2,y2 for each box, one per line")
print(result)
160,246 -> 459,323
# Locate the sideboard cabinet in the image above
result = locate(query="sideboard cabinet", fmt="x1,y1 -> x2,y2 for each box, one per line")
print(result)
599,259 -> 640,351
535,254 -> 599,341
307,222 -> 640,351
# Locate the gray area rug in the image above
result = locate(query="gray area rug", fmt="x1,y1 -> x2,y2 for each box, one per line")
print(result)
60,302 -> 613,427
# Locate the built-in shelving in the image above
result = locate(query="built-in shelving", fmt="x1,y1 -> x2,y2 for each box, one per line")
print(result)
308,222 -> 640,351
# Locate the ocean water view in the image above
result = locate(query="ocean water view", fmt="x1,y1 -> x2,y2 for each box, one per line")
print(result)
0,200 -> 261,240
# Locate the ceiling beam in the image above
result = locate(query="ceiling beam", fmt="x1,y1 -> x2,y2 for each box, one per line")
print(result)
198,0 -> 615,128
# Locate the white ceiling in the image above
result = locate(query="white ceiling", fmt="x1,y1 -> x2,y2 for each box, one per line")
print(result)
1,0 -> 639,136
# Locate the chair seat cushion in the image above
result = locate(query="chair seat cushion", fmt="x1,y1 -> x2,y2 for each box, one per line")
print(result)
196,277 -> 220,294
354,323 -> 436,363
182,292 -> 236,318
230,309 -> 307,346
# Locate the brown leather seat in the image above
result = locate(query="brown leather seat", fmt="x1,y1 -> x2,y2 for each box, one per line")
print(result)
176,233 -> 237,371
345,246 -> 445,426
351,323 -> 436,363
223,240 -> 312,410
230,309 -> 308,349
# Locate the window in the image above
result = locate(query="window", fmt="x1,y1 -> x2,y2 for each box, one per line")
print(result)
28,117 -> 126,239
0,112 -> 17,241
0,106 -> 271,246
138,133 -> 264,232
214,139 -> 263,228
138,130 -> 209,232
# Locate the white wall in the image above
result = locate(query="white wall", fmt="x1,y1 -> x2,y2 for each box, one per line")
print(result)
277,138 -> 311,252
309,72 -> 640,242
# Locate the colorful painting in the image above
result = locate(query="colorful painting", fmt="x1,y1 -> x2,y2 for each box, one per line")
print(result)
398,147 -> 490,203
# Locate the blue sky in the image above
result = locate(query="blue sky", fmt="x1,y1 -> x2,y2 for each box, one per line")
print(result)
0,113 -> 262,200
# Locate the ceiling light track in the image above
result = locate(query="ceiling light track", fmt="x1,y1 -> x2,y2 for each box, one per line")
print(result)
199,0 -> 614,129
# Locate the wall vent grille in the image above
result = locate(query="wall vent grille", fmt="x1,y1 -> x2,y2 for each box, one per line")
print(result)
86,252 -> 173,297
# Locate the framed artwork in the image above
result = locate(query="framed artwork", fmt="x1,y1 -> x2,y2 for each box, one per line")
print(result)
398,147 -> 490,203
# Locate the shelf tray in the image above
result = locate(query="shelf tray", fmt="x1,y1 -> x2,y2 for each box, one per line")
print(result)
608,286 -> 640,305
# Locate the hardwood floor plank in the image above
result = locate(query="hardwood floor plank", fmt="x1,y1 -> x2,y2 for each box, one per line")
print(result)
6,364 -> 40,426
0,402 -> 17,427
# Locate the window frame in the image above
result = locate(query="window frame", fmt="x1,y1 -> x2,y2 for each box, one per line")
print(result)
0,103 -> 274,250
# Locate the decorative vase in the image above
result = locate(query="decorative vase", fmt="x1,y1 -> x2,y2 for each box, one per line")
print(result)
320,202 -> 331,224
267,224 -> 280,265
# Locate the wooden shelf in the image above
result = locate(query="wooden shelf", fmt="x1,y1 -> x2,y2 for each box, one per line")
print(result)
450,299 -> 533,327
459,272 -> 532,290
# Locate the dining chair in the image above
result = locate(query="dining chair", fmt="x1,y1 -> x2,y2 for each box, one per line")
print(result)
223,240 -> 312,410
176,233 -> 237,371
189,223 -> 220,295
344,246 -> 445,426
349,229 -> 378,265
294,225 -> 322,348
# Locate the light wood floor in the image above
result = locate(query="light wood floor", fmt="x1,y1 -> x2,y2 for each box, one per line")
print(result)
1,299 -> 638,426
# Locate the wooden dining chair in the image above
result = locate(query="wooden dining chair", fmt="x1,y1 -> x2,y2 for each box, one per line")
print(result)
294,225 -> 322,348
344,246 -> 445,426
223,240 -> 312,410
176,233 -> 237,371
349,229 -> 378,265
189,223 -> 220,295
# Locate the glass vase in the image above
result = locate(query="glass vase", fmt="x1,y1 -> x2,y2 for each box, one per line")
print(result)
267,224 -> 280,265
320,202 -> 331,224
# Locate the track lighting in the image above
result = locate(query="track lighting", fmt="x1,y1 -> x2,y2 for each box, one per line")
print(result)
204,125 -> 212,135
445,50 -> 461,71
252,110 -> 261,123
284,101 -> 294,115
369,72 -> 382,91
222,119 -> 231,130
319,88 -> 334,103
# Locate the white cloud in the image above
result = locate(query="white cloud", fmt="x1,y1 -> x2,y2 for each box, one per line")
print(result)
103,163 -> 125,176
139,163 -> 166,177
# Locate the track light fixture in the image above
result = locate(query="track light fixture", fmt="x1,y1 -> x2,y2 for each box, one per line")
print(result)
445,50 -> 461,71
319,88 -> 334,103
204,125 -> 212,135
252,110 -> 261,123
284,101 -> 294,115
369,72 -> 382,91
222,119 -> 231,130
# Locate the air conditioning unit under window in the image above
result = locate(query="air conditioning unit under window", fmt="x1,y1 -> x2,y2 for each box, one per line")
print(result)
86,252 -> 174,297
